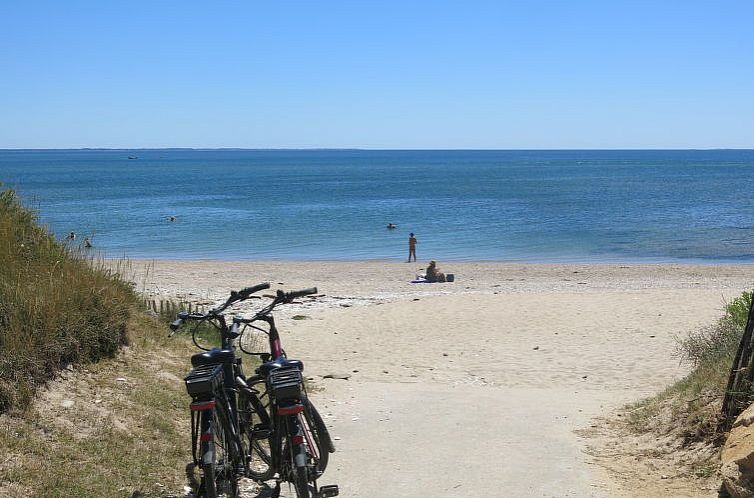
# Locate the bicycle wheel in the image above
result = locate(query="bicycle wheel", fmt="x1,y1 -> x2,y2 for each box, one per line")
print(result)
301,399 -> 332,477
292,439 -> 311,498
200,404 -> 239,498
240,378 -> 274,480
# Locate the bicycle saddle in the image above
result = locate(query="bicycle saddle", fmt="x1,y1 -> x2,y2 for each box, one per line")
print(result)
191,348 -> 235,367
256,358 -> 304,376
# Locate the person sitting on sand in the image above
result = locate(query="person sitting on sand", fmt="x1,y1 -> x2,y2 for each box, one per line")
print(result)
66,231 -> 76,241
83,237 -> 92,248
425,260 -> 446,283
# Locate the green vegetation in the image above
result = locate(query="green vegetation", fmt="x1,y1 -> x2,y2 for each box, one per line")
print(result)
626,291 -> 752,468
0,189 -> 212,496
679,291 -> 751,371
0,188 -> 138,413
0,189 -> 269,495
0,313 -> 197,498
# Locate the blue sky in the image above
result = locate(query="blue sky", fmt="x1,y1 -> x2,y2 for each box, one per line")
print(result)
1,1 -> 753,149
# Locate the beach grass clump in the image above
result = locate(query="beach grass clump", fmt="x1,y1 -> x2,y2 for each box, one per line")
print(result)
624,291 -> 752,473
0,188 -> 138,413
678,291 -> 751,371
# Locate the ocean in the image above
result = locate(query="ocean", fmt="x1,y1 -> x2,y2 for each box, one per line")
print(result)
2,149 -> 754,263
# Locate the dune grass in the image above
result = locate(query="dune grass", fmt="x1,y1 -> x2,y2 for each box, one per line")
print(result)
0,313 -> 198,498
0,188 -> 204,496
0,188 -> 138,413
0,189 -> 271,496
624,291 -> 752,476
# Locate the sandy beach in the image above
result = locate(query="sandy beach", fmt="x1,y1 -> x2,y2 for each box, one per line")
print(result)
128,260 -> 754,497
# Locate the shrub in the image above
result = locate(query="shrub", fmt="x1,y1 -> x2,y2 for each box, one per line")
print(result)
677,291 -> 751,368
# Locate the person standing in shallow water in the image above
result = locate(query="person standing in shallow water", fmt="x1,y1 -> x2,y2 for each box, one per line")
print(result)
408,233 -> 417,262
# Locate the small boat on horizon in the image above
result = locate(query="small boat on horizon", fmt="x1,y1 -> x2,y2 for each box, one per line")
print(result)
127,156 -> 138,160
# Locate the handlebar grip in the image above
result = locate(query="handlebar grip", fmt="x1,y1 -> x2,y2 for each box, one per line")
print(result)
239,282 -> 271,297
170,318 -> 184,331
286,287 -> 318,300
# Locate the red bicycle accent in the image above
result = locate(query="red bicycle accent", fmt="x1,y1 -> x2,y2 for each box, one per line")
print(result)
272,337 -> 283,358
190,400 -> 216,411
278,404 -> 305,416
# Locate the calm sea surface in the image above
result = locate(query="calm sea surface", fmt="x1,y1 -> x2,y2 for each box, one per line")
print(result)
2,149 -> 754,263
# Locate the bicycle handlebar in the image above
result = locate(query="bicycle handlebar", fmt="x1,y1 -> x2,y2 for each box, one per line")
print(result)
169,284 -> 317,332
169,283 -> 269,332
227,282 -> 270,306
236,282 -> 271,299
169,310 -> 202,331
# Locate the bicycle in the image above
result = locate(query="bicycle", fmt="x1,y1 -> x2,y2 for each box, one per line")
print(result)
232,288 -> 338,498
171,283 -> 338,498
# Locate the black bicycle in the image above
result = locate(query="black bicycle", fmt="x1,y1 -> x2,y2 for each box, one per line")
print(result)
232,288 -> 338,498
171,284 -> 338,498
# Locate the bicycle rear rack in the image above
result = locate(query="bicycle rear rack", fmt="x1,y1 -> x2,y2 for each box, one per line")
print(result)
184,363 -> 224,397
267,366 -> 303,401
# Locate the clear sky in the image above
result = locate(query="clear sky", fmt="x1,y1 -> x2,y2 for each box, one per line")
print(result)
1,1 -> 753,149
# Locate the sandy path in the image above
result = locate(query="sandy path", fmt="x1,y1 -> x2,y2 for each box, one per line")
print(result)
126,261 -> 754,497
288,290 -> 730,497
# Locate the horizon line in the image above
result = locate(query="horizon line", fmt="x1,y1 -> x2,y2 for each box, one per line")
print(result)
2,147 -> 754,152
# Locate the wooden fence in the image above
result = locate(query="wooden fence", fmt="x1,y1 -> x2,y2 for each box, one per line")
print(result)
143,299 -> 206,318
721,293 -> 754,431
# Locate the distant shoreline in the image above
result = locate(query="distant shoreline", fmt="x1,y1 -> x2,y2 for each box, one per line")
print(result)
3,147 -> 754,152
114,256 -> 754,266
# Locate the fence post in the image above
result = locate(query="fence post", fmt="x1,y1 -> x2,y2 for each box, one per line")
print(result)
721,292 -> 754,431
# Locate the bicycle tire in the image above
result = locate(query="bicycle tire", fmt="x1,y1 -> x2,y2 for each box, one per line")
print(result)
201,404 -> 239,498
301,399 -> 332,476
200,409 -> 218,498
292,443 -> 311,498
241,378 -> 274,481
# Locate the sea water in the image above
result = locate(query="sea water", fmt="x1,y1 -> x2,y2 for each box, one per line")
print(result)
2,149 -> 754,263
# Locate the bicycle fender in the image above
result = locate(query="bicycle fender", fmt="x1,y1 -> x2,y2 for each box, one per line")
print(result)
203,446 -> 215,466
294,449 -> 307,468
